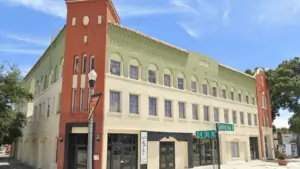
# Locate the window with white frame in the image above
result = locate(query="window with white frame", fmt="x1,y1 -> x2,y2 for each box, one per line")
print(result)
74,57 -> 79,74
177,74 -> 184,90
238,93 -> 242,102
130,65 -> 139,80
129,94 -> 139,114
110,60 -> 121,76
222,89 -> 226,99
203,106 -> 209,121
191,81 -> 197,92
164,74 -> 171,87
212,87 -> 217,97
248,113 -> 252,125
231,142 -> 240,158
252,97 -> 255,105
224,109 -> 229,123
254,114 -> 257,126
230,91 -> 234,101
246,95 -> 249,104
80,89 -> 85,112
164,100 -> 172,117
110,91 -> 121,112
240,112 -> 244,125
148,70 -> 156,83
232,111 -> 237,124
82,55 -> 87,73
192,104 -> 198,120
178,102 -> 185,118
214,107 -> 219,122
202,84 -> 208,95
149,97 -> 157,116
72,89 -> 77,112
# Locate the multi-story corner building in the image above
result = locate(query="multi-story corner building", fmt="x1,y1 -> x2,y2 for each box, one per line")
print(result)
11,0 -> 274,169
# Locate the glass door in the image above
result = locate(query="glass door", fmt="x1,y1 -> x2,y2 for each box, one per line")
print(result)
159,142 -> 175,169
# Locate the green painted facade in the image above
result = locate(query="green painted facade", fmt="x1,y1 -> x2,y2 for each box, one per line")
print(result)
22,28 -> 65,96
23,23 -> 256,102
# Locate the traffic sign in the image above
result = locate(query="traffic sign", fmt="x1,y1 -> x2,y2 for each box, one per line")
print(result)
196,130 -> 216,139
217,123 -> 234,131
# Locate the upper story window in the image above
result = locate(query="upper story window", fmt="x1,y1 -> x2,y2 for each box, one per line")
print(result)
238,93 -> 242,102
240,112 -> 244,125
90,56 -> 94,70
129,94 -> 139,114
178,102 -> 185,118
214,107 -> 219,122
129,59 -> 140,80
252,97 -> 255,105
177,73 -> 185,90
212,87 -> 217,97
148,64 -> 157,84
72,89 -> 77,112
149,97 -> 157,116
247,113 -> 252,125
191,76 -> 197,92
192,104 -> 198,120
110,60 -> 121,76
232,110 -> 237,124
164,68 -> 171,87
110,91 -> 121,112
224,109 -> 229,123
130,65 -> 139,80
265,116 -> 269,127
202,79 -> 209,95
254,114 -> 258,126
203,106 -> 209,121
82,55 -> 87,73
222,88 -> 227,99
74,57 -> 79,74
164,100 -> 172,117
246,95 -> 249,104
262,115 -> 265,126
230,90 -> 234,101
47,98 -> 51,118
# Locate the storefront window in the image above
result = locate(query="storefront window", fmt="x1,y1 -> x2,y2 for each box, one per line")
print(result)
193,138 -> 218,166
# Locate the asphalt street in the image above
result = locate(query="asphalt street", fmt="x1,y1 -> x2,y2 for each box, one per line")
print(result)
0,155 -> 33,169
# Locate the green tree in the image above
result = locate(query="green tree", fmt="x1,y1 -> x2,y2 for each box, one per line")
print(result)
0,63 -> 33,144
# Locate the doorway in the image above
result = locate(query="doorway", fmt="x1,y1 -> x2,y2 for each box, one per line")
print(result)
264,136 -> 269,159
106,134 -> 138,169
249,137 -> 259,160
68,134 -> 88,169
159,142 -> 175,169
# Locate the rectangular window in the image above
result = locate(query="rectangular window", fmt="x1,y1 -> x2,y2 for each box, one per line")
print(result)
191,81 -> 197,92
90,57 -> 94,70
178,102 -> 185,118
252,97 -> 255,105
266,116 -> 269,127
203,106 -> 209,121
248,113 -> 252,125
202,84 -> 208,95
214,107 -> 219,122
230,91 -> 234,101
246,95 -> 249,104
240,112 -> 244,125
72,89 -> 77,112
192,104 -> 198,120
238,93 -> 242,102
164,74 -> 171,87
224,109 -> 229,123
254,114 -> 257,126
82,56 -> 87,73
57,93 -> 61,114
148,70 -> 156,83
129,94 -> 139,114
110,60 -> 121,76
110,91 -> 121,112
130,65 -> 139,80
47,98 -> 51,118
149,97 -> 157,116
231,142 -> 240,158
178,78 -> 184,90
222,89 -> 226,99
212,87 -> 217,97
80,89 -> 85,112
262,115 -> 265,126
74,57 -> 79,74
164,100 -> 172,117
232,111 -> 237,124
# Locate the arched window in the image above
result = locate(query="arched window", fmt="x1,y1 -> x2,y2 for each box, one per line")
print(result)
90,56 -> 94,71
148,64 -> 157,84
74,57 -> 79,74
82,55 -> 87,73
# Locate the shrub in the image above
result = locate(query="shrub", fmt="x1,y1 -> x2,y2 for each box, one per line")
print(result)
278,153 -> 286,160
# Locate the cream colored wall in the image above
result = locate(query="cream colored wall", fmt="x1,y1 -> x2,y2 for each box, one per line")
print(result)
262,127 -> 275,159
16,79 -> 62,169
103,75 -> 261,168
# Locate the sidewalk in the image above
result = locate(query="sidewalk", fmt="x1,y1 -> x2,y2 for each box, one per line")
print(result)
0,155 -> 33,169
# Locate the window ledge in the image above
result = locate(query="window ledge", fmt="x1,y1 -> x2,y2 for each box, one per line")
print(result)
191,119 -> 200,123
128,113 -> 140,118
178,118 -> 188,123
147,115 -> 160,121
107,112 -> 122,117
163,117 -> 174,122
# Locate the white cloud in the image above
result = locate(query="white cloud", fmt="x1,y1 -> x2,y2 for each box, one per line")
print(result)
19,66 -> 32,77
1,32 -> 51,46
0,48 -> 44,55
273,110 -> 292,128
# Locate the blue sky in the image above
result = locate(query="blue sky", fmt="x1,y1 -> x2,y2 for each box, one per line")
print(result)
0,0 -> 299,128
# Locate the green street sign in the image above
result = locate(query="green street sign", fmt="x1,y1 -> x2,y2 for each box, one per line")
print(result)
218,123 -> 234,131
196,130 -> 216,139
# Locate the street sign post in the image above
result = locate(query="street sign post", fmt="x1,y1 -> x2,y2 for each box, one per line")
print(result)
195,130 -> 216,139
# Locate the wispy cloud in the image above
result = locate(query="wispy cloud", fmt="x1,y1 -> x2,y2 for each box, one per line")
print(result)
0,48 -> 44,55
1,32 -> 51,46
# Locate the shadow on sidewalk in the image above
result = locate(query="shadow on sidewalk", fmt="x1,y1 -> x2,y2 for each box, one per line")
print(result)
0,156 -> 34,169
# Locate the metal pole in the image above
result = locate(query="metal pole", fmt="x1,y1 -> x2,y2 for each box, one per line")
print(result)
87,85 -> 95,169
216,123 -> 221,169
212,140 -> 215,169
